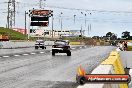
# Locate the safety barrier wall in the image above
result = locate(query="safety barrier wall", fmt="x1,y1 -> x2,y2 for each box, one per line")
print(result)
0,41 -> 84,49
77,51 -> 128,88
0,41 -> 54,49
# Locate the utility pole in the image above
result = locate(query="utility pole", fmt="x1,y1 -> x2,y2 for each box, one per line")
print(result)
25,11 -> 27,35
88,24 -> 89,35
38,0 -> 43,40
81,25 -> 83,37
80,25 -> 83,42
74,15 -> 76,24
85,14 -> 87,27
51,14 -> 54,38
81,12 -> 84,38
7,0 -> 16,29
7,1 -> 10,29
25,11 -> 29,36
60,12 -> 63,37
13,0 -> 16,25
89,13 -> 92,32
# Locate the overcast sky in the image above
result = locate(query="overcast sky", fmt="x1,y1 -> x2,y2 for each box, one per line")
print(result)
0,0 -> 132,37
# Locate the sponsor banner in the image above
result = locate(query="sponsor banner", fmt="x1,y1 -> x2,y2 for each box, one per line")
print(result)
30,22 -> 49,27
29,9 -> 53,17
83,74 -> 131,83
30,29 -> 49,37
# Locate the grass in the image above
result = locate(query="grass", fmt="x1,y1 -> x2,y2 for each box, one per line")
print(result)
0,27 -> 27,40
127,46 -> 132,51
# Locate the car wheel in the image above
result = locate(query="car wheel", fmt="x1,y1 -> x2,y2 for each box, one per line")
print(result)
42,46 -> 44,49
76,76 -> 86,85
52,50 -> 55,56
35,46 -> 38,49
45,47 -> 46,49
67,51 -> 71,56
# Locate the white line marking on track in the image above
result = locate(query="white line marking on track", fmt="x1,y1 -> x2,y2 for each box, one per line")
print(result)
22,54 -> 29,56
40,52 -> 44,54
30,53 -> 36,55
71,48 -> 75,50
3,56 -> 10,58
80,47 -> 82,49
14,55 -> 20,57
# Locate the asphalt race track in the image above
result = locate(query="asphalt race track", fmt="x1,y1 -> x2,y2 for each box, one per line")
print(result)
0,46 -> 115,88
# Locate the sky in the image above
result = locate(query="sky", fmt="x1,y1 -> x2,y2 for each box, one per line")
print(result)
0,0 -> 132,37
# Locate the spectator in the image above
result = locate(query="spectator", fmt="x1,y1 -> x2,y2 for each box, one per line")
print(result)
119,41 -> 124,51
124,41 -> 128,51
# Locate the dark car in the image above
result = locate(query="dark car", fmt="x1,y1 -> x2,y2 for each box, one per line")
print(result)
52,40 -> 71,56
35,39 -> 46,49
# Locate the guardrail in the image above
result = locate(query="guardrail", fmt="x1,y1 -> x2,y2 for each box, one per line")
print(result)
77,51 -> 128,88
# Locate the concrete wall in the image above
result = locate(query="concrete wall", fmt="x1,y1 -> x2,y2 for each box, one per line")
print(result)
77,51 -> 128,88
0,41 -> 54,49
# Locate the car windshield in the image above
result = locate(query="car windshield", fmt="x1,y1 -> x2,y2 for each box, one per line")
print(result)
54,41 -> 66,45
36,40 -> 44,43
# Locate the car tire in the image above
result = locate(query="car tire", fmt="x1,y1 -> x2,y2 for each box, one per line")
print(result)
52,50 -> 55,56
35,46 -> 38,49
42,46 -> 44,49
76,76 -> 86,85
67,51 -> 71,56
45,47 -> 46,49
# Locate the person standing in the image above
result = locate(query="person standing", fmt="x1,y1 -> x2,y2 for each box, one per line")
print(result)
124,41 -> 128,51
120,41 -> 124,51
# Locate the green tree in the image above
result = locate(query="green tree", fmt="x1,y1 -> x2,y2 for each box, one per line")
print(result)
106,32 -> 117,40
122,31 -> 130,40
106,32 -> 113,37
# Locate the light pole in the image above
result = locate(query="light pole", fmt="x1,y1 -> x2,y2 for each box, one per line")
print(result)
81,12 -> 84,38
7,1 -> 10,29
51,13 -> 54,38
87,12 -> 92,36
74,15 -> 76,24
25,11 -> 28,35
81,25 -> 83,38
88,24 -> 90,35
25,11 -> 28,40
85,14 -> 87,27
60,12 -> 63,38
89,13 -> 92,34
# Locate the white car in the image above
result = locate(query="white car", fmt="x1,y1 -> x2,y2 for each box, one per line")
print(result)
35,40 -> 46,49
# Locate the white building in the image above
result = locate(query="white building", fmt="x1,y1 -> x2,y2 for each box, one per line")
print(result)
30,29 -> 84,38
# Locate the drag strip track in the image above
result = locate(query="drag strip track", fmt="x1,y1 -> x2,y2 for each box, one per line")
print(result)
0,46 -> 85,59
0,46 -> 115,88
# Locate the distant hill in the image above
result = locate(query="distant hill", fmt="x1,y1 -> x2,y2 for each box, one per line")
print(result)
0,27 -> 27,40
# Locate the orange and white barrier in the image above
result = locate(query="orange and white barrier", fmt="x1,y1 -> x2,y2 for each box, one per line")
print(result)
77,51 -> 129,88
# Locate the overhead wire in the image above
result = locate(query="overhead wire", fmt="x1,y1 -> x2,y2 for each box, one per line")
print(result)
0,1 -> 132,27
